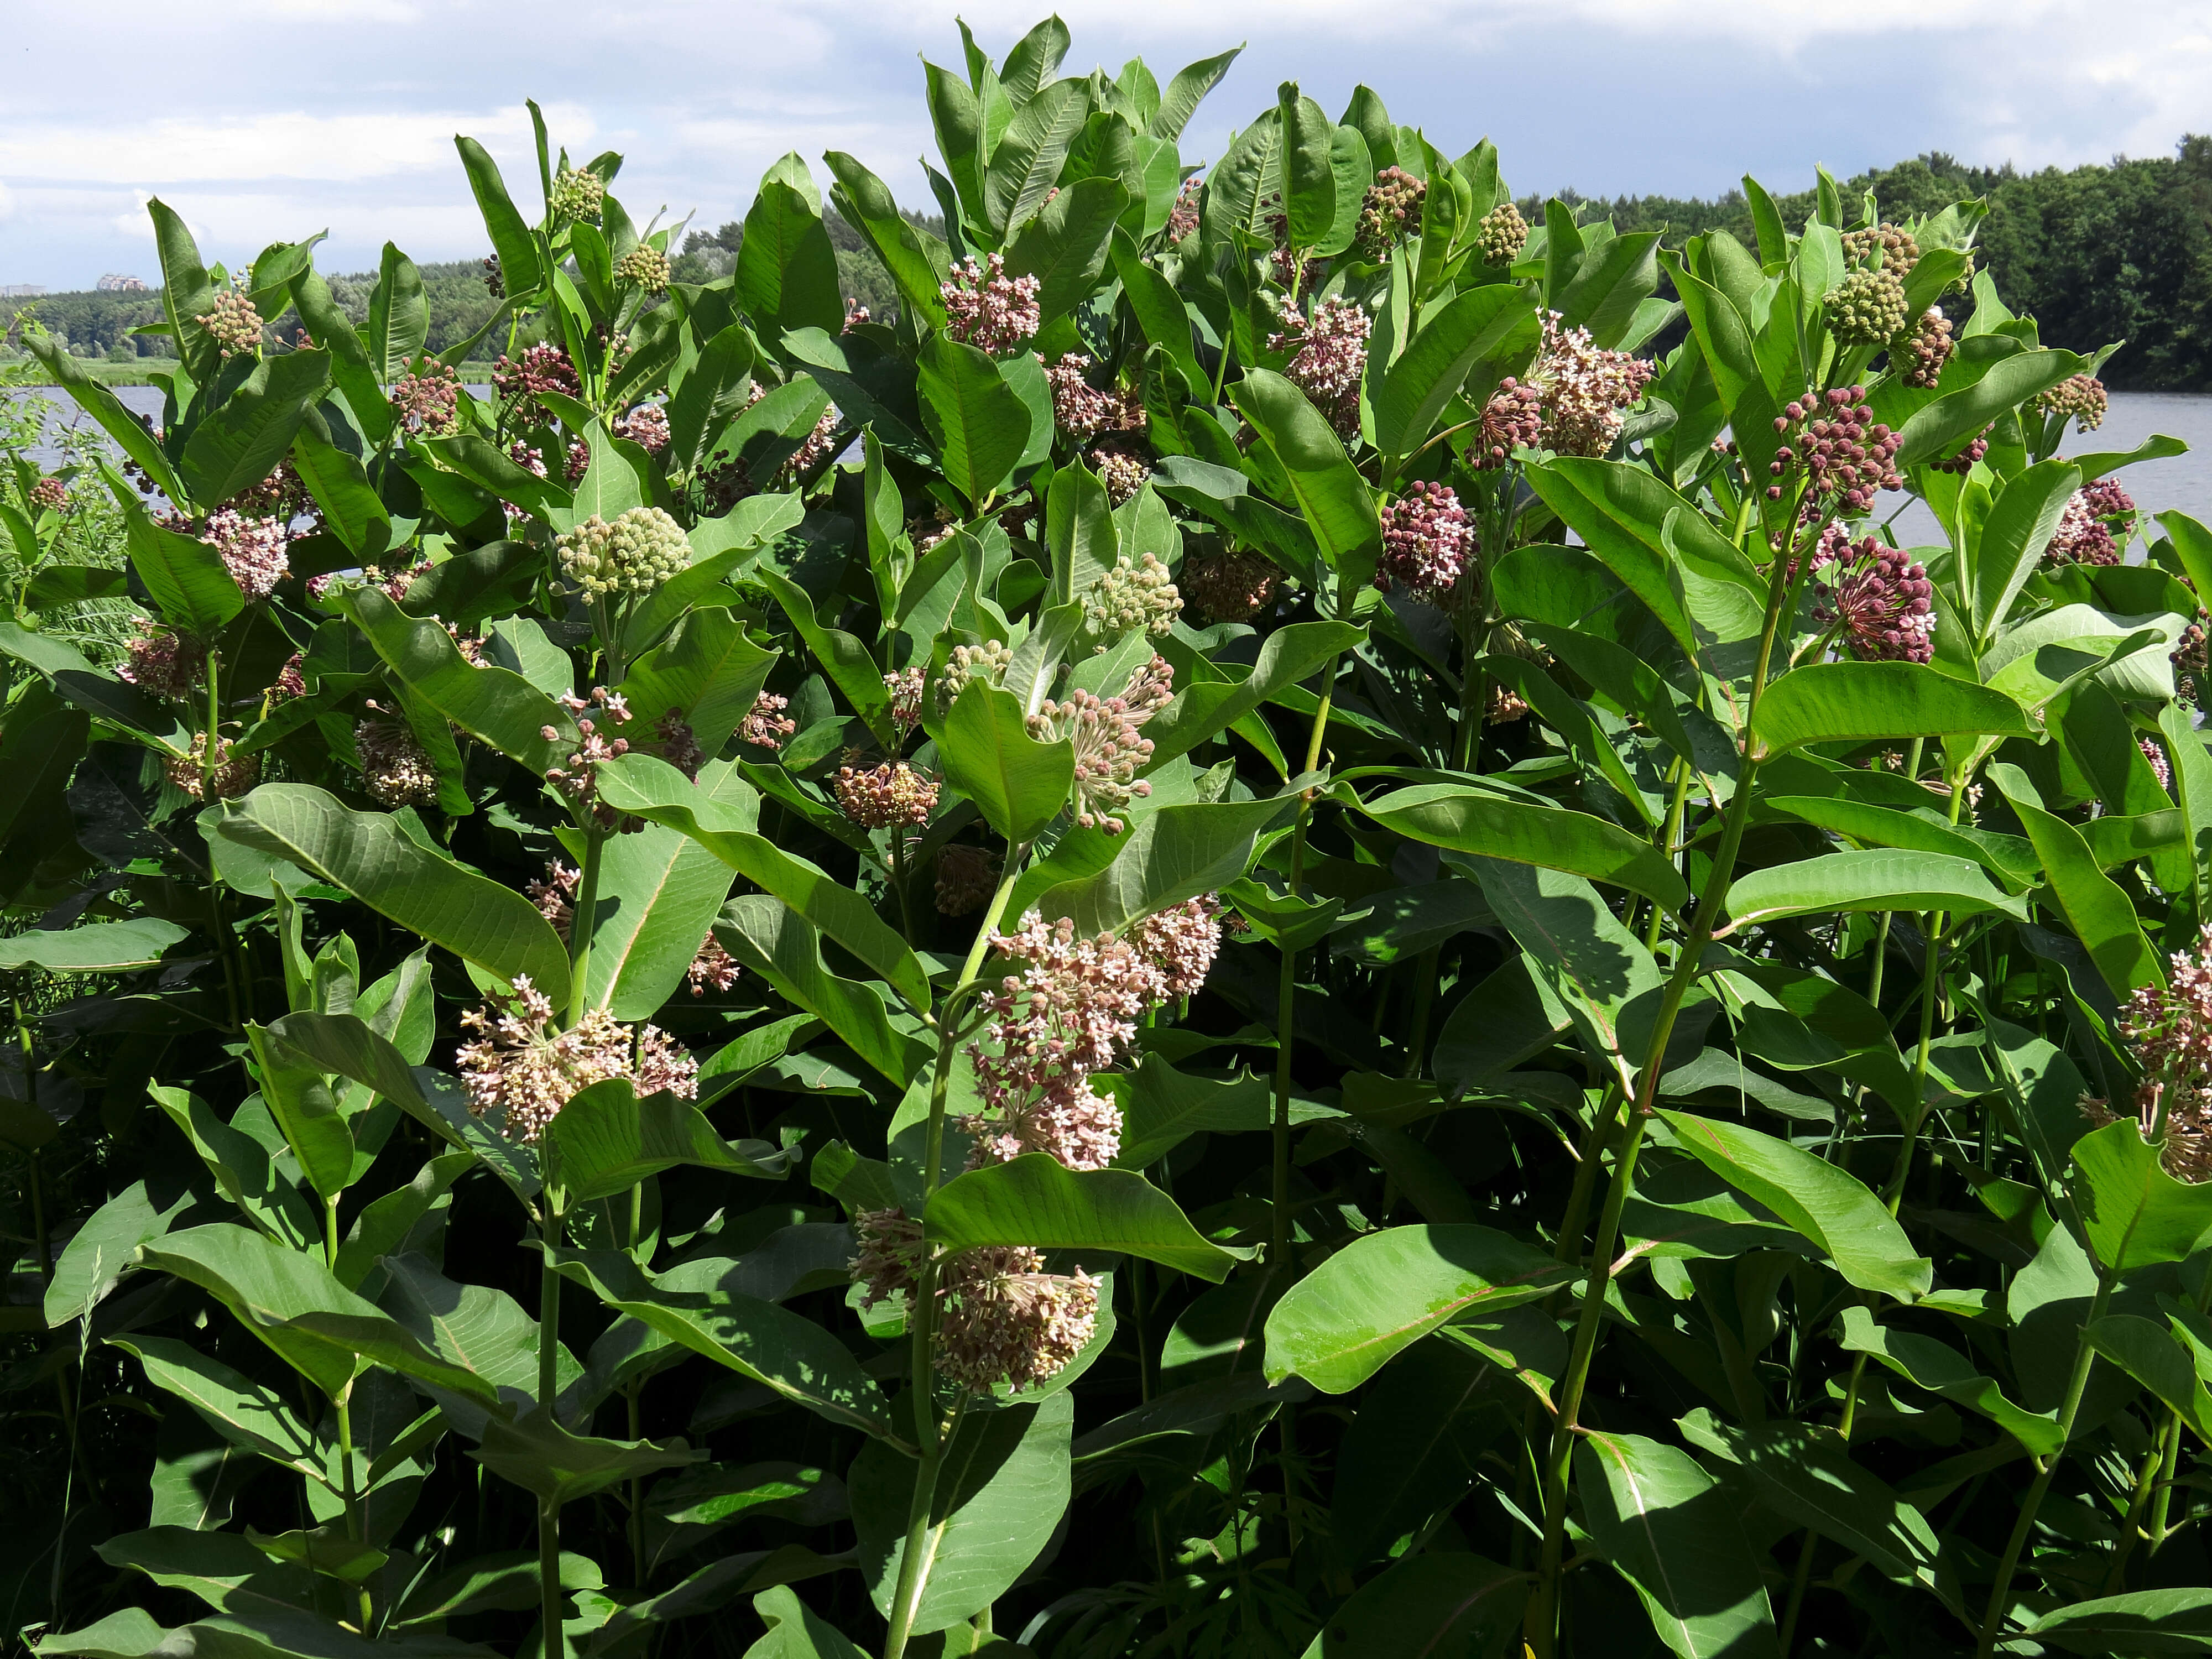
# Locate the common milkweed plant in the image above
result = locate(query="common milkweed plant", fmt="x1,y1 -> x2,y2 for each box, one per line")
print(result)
6,17 -> 2212,1659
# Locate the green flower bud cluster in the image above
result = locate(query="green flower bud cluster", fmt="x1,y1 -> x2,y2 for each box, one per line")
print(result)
557,507 -> 690,597
1841,221 -> 1919,275
614,243 -> 670,295
551,165 -> 604,225
1083,552 -> 1180,639
1826,265 -> 1908,346
936,639 -> 1015,713
1475,202 -> 1528,268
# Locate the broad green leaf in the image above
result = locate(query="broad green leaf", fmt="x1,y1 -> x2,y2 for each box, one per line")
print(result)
25,334 -> 186,502
711,896 -> 932,1085
824,152 -> 951,329
916,335 -> 1034,507
210,785 -> 571,989
123,502 -> 246,636
289,424 -> 392,560
549,1246 -> 898,1440
1724,849 -> 2028,928
2085,1316 -> 2212,1440
930,680 -> 1075,844
2070,1119 -> 2212,1273
1232,368 -> 1381,588
1150,46 -> 1241,140
851,1392 -> 1071,1634
545,1078 -> 782,1203
1839,1305 -> 2063,1454
1004,176 -> 1127,323
0,917 -> 188,973
1274,84 -> 1336,248
1973,458 -> 2081,644
926,1154 -> 1239,1281
1298,1552 -> 1528,1659
109,1335 -> 324,1482
455,137 -> 540,298
597,754 -> 933,1012
1766,795 -> 2038,887
347,589 -> 574,772
984,78 -> 1089,236
366,243 -> 429,381
1989,763 -> 2163,997
1353,782 -> 1689,910
577,766 -> 750,1020
1373,284 -> 1539,465
735,175 -> 843,345
1575,1431 -> 1780,1659
1747,662 -> 2033,760
1896,348 -> 2085,468
472,1405 -> 698,1507
1024,790 -> 1303,937
1263,1224 -> 1573,1392
1658,1112 -> 1932,1300
754,566 -> 890,740
244,1024 -> 354,1202
2025,1589 -> 2212,1653
1145,620 -> 1365,768
0,617 -> 189,750
1110,230 -> 1204,393
1469,857 -> 1663,1082
1113,1053 -> 1282,1168
47,1180 -> 198,1326
180,348 -> 333,508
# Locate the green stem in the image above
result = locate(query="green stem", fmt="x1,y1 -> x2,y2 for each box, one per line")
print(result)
1884,765 -> 1965,1214
540,1498 -> 565,1659
2148,1411 -> 2186,1550
335,1382 -> 372,1631
883,1262 -> 945,1659
1645,760 -> 1694,953
889,829 -> 917,948
2105,1418 -> 2168,1592
922,843 -> 1031,1193
564,832 -> 606,1029
1779,1528 -> 1818,1657
1975,1277 -> 2114,1658
1270,645 -> 1340,1266
1552,1084 -> 1625,1267
539,1187 -> 566,1659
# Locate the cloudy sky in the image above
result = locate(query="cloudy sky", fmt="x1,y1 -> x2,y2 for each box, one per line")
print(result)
4,0 -> 2207,289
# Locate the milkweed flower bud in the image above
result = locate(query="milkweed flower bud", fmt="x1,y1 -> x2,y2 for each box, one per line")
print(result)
834,760 -> 938,828
1377,481 -> 1473,604
1476,201 -> 1529,267
617,403 -> 670,456
528,860 -> 580,937
1475,377 -> 1545,467
1092,445 -> 1151,507
29,477 -> 67,513
1528,312 -> 1654,457
492,343 -> 581,422
2112,925 -> 2212,1181
1840,222 -> 1919,275
935,844 -> 999,916
1355,167 -> 1426,261
1827,267 -> 1909,346
614,243 -> 670,295
2045,481 -> 2135,568
739,691 -> 796,750
268,653 -> 307,705
1128,895 -> 1224,1000
1042,354 -> 1142,439
356,716 -> 441,808
197,285 -> 263,358
551,165 -> 604,225
557,507 -> 690,596
1815,537 -> 1935,664
481,255 -> 504,298
935,1248 -> 1101,1395
1488,681 -> 1531,724
1928,425 -> 1990,476
1027,655 -> 1174,833
2173,611 -> 2209,707
1770,386 -> 1902,514
389,357 -> 463,438
942,253 -> 1041,356
120,620 -> 207,701
1083,552 -> 1180,638
2142,735 -> 2174,792
938,640 -> 1014,712
2035,373 -> 2108,433
1167,177 -> 1203,243
1181,549 -> 1281,623
1896,308 -> 1954,389
165,733 -> 258,801
199,509 -> 290,599
546,687 -> 637,831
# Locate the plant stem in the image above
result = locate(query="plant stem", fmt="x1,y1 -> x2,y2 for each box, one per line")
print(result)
1974,1277 -> 2114,1658
335,1380 -> 372,1631
539,1185 -> 566,1659
922,843 -> 1031,1193
1270,646 -> 1340,1266
540,1496 -> 565,1659
1779,1530 -> 1819,1657
564,832 -> 606,1029
883,1262 -> 944,1659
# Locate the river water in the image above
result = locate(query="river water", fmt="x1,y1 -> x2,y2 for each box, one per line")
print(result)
10,382 -> 2210,535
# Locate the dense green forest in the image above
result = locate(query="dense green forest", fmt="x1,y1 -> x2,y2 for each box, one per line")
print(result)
9,138 -> 2212,387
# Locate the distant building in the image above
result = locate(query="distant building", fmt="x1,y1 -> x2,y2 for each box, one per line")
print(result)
97,274 -> 148,293
0,284 -> 46,298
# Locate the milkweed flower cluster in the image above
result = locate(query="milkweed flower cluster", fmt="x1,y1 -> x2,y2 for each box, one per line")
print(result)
557,507 -> 690,596
29,477 -> 67,513
614,243 -> 670,295
686,934 -> 742,997
1166,177 -> 1203,243
197,285 -> 263,358
1841,222 -> 1919,275
165,733 -> 260,801
2141,735 -> 2174,792
2109,925 -> 2212,1181
550,165 -> 605,225
1528,312 -> 1655,457
1181,549 -> 1281,623
1028,654 -> 1176,833
1929,425 -> 1990,476
1377,482 -> 1473,604
268,653 -> 307,705
119,622 -> 207,701
1896,309 -> 1954,388
653,710 -> 706,778
833,760 -> 938,828
493,344 -> 581,423
942,254 -> 1041,355
884,666 -> 927,733
1475,201 -> 1528,267
618,403 -> 670,456
2044,478 -> 2136,569
937,640 -> 1014,712
456,976 -> 695,1145
2035,373 -> 2107,433
2173,611 -> 2209,707
1770,385 -> 1902,513
1092,445 -> 1151,507
935,843 -> 999,916
1475,377 -> 1545,467
199,509 -> 291,599
1042,354 -> 1142,439
389,357 -> 463,437
739,691 -> 796,750
545,687 -> 635,831
1269,297 -> 1369,437
1827,266 -> 1908,346
355,714 -> 441,808
1814,536 -> 1935,664
783,404 -> 843,479
1082,552 -> 1180,638
1356,167 -> 1426,260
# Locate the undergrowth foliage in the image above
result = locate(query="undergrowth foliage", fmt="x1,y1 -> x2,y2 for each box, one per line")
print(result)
5,19 -> 2212,1659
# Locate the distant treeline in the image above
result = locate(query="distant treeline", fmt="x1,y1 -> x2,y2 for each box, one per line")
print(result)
11,139 -> 2211,388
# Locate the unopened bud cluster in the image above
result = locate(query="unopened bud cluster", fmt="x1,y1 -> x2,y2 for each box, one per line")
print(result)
834,759 -> 938,828
1377,482 -> 1473,604
1769,387 -> 1902,513
1166,177 -> 1202,244
1181,549 -> 1281,623
1827,267 -> 1908,346
197,285 -> 263,358
2141,735 -> 2174,792
1928,425 -> 1990,476
29,477 -> 67,513
1814,534 -> 1935,664
2034,373 -> 2107,433
1475,377 -> 1545,468
935,843 -> 999,916
493,344 -> 581,422
389,357 -> 463,438
557,507 -> 690,596
1355,167 -> 1426,260
614,243 -> 670,295
1092,444 -> 1151,507
2107,924 -> 2212,1182
884,666 -> 926,733
1840,222 -> 1919,275
1896,309 -> 1954,389
942,254 -> 1041,356
1029,654 -> 1175,833
1476,201 -> 1529,267
2173,610 -> 2209,707
1083,552 -> 1180,638
120,621 -> 207,701
551,165 -> 605,225
938,640 -> 1014,712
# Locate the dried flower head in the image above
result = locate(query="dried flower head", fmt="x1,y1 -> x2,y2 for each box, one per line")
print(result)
551,165 -> 605,225
163,733 -> 258,801
1268,297 -> 1369,438
1476,201 -> 1530,267
2034,373 -> 2107,433
197,285 -> 263,358
739,690 -> 796,750
356,716 -> 441,808
557,507 -> 691,596
119,620 -> 207,701
834,760 -> 938,828
1377,482 -> 1474,605
199,509 -> 290,599
389,357 -> 463,438
1528,312 -> 1655,457
614,243 -> 670,295
1028,654 -> 1174,833
942,253 -> 1041,356
1355,167 -> 1426,260
1475,377 -> 1545,468
1083,552 -> 1181,638
935,843 -> 999,916
1181,549 -> 1282,624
